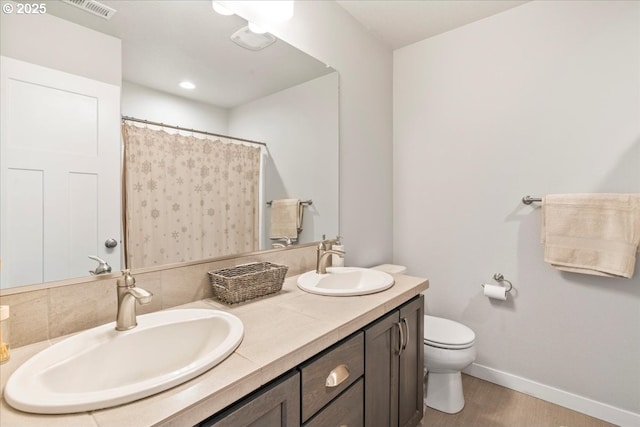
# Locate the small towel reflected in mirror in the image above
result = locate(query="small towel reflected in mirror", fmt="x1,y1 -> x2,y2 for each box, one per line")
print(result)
269,199 -> 303,240
541,193 -> 640,278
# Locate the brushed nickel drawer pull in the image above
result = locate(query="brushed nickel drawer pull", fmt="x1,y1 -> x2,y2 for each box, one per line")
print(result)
396,321 -> 404,355
401,317 -> 409,352
325,364 -> 350,388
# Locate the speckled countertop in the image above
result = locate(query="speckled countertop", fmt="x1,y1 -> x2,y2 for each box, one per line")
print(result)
0,273 -> 428,427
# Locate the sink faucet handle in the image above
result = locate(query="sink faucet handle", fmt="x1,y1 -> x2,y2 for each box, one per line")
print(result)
319,239 -> 333,251
119,269 -> 136,287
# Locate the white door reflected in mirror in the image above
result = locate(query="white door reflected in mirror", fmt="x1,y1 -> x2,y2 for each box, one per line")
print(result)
0,57 -> 121,288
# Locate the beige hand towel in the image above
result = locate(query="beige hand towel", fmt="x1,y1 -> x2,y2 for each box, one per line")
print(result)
541,193 -> 640,278
270,199 -> 302,240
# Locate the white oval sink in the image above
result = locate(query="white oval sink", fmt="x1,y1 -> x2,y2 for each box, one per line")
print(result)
4,308 -> 243,414
297,267 -> 394,296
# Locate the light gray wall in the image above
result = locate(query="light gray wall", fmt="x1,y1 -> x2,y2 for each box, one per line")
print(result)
224,1 -> 394,268
394,0 -> 639,422
0,4 -> 121,86
229,73 -> 339,248
121,81 -> 229,133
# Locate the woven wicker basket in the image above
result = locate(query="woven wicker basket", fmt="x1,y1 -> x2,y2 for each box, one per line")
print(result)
208,262 -> 288,304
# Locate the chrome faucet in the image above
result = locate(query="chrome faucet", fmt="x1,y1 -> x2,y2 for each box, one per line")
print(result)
89,255 -> 112,275
316,241 -> 345,274
115,270 -> 152,331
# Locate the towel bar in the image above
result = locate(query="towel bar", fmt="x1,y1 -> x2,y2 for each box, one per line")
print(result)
522,195 -> 542,205
266,199 -> 313,207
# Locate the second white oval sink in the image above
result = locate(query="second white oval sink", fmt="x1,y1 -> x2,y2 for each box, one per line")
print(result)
297,267 -> 394,296
4,308 -> 243,414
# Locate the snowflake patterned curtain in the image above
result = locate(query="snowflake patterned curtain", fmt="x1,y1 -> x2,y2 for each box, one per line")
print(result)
122,123 -> 261,269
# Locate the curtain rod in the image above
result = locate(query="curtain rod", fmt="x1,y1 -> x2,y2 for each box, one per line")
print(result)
121,115 -> 267,147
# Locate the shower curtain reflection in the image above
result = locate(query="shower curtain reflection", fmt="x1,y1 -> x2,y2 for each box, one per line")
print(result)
122,123 -> 261,269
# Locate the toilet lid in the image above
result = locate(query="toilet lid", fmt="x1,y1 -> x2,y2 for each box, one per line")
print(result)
423,315 -> 475,349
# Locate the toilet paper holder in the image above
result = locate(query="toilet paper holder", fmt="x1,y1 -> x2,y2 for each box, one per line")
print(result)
481,273 -> 513,293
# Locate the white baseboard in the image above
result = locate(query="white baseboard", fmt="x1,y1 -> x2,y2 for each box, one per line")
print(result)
463,363 -> 640,427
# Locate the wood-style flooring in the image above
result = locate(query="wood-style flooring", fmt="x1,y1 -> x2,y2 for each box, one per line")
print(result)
419,374 -> 616,427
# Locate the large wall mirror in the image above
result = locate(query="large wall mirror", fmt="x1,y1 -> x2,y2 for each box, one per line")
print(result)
0,0 -> 339,290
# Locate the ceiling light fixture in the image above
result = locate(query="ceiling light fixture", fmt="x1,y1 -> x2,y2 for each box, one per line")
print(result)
242,1 -> 293,22
265,1 -> 293,22
230,26 -> 276,51
179,81 -> 196,90
211,1 -> 234,16
247,22 -> 267,34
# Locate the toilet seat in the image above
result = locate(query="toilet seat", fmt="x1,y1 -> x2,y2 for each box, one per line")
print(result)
424,315 -> 475,349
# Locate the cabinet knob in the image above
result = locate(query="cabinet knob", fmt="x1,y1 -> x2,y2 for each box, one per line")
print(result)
325,364 -> 350,388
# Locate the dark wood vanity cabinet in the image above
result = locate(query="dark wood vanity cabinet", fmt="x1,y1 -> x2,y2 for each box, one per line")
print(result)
198,295 -> 423,427
304,378 -> 364,427
200,371 -> 300,427
300,332 -> 364,425
364,295 -> 424,427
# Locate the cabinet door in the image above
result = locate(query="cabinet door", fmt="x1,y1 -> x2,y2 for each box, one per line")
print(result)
201,371 -> 300,427
364,310 -> 400,427
398,295 -> 424,427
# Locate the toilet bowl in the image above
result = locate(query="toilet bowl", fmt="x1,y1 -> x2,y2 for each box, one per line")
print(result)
423,315 -> 476,414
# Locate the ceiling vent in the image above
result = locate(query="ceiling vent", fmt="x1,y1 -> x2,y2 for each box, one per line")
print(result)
230,26 -> 276,51
61,0 -> 116,20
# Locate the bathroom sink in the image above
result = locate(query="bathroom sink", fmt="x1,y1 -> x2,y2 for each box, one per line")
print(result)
4,308 -> 244,414
297,267 -> 394,296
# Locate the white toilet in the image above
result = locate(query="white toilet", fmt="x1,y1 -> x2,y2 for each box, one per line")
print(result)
423,315 -> 476,414
371,265 -> 476,414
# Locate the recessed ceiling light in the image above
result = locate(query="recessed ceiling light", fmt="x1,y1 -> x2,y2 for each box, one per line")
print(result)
179,81 -> 196,90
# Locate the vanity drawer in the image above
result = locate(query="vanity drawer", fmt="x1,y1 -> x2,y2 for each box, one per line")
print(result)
300,332 -> 364,422
303,378 -> 363,427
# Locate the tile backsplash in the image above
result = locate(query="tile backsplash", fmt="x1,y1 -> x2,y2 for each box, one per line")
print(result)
0,245 -> 317,349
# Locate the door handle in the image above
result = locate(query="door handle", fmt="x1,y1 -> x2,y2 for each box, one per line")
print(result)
105,238 -> 118,249
88,255 -> 112,275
